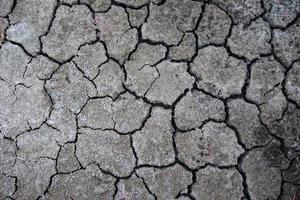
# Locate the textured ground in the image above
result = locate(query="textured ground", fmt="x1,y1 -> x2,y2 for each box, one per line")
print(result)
0,0 -> 300,199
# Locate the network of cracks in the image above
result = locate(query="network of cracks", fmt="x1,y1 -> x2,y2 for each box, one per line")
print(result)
0,0 -> 299,199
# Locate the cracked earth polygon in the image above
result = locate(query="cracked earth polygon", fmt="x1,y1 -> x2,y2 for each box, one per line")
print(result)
0,0 -> 300,199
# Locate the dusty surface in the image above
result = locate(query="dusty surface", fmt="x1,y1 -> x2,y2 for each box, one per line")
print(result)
0,0 -> 299,199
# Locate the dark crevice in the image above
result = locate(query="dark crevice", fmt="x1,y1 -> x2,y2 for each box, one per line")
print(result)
38,0 -> 60,56
135,173 -> 158,200
5,39 -> 34,58
281,60 -> 300,109
130,134 -> 139,167
257,108 -> 290,161
76,93 -> 153,136
72,61 -> 98,95
111,0 -> 150,10
236,152 -> 252,200
112,178 -> 120,200
123,83 -> 172,109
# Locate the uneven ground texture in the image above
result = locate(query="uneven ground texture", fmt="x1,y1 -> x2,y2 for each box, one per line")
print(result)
0,0 -> 300,199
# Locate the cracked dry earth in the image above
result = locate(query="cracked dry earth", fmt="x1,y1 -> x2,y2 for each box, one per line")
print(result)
0,0 -> 300,200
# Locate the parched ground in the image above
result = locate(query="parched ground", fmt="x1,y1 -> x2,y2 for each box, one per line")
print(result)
0,0 -> 299,199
